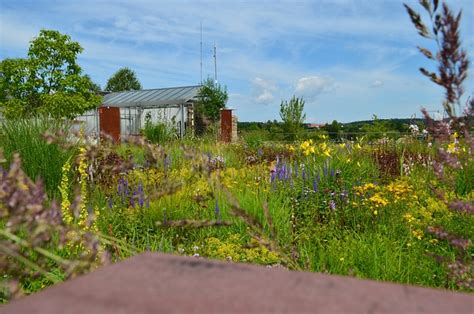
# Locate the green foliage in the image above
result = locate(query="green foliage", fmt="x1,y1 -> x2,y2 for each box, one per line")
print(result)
142,113 -> 177,144
279,96 -> 306,141
360,115 -> 400,140
0,30 -> 102,119
0,118 -> 77,198
195,78 -> 228,135
105,67 -> 142,92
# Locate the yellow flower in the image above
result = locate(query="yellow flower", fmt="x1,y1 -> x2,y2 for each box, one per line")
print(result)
403,213 -> 416,223
373,210 -> 378,215
412,230 -> 423,240
60,158 -> 73,225
369,193 -> 388,207
447,142 -> 457,154
287,144 -> 295,152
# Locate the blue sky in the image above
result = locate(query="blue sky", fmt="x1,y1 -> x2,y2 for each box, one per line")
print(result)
1,0 -> 473,123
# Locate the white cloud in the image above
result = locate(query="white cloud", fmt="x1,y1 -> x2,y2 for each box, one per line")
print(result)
370,80 -> 384,88
294,76 -> 336,101
252,77 -> 277,105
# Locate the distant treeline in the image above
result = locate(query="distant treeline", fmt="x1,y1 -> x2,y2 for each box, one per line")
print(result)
238,118 -> 426,142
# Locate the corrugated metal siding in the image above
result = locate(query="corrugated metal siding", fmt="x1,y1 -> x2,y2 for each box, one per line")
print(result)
102,85 -> 201,108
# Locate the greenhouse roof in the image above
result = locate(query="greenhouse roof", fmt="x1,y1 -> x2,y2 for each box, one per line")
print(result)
102,85 -> 201,108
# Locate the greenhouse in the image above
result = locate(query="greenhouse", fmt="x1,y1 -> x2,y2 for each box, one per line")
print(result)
75,85 -> 201,141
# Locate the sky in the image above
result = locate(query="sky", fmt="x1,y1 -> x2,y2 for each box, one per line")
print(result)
1,0 -> 473,123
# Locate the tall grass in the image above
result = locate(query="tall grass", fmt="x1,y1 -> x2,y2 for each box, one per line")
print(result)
142,121 -> 177,144
0,118 -> 77,198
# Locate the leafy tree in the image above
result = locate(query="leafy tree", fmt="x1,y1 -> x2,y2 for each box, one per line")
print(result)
195,78 -> 228,135
105,67 -> 142,92
84,74 -> 102,93
279,96 -> 306,140
323,120 -> 343,140
0,29 -> 101,119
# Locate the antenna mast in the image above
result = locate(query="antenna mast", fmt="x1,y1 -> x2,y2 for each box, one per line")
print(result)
213,43 -> 217,83
200,21 -> 203,85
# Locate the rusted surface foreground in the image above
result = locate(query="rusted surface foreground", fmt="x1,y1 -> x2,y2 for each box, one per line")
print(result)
3,252 -> 473,314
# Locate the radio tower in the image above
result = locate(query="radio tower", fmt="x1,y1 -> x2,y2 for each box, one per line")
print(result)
213,43 -> 217,84
200,21 -> 203,85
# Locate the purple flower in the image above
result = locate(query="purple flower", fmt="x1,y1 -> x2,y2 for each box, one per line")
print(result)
270,170 -> 276,183
164,155 -> 171,170
130,191 -> 136,208
323,162 -> 329,177
108,197 -> 113,209
312,178 -> 319,192
329,200 -> 336,211
214,199 -> 221,221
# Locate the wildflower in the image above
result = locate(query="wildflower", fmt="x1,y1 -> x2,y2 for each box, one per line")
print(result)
312,177 -> 319,193
163,208 -> 167,225
373,210 -> 378,215
446,142 -> 457,154
60,158 -> 73,225
214,199 -> 221,221
329,200 -> 336,211
412,230 -> 423,240
193,246 -> 199,251
369,193 -> 388,207
403,213 -> 416,223
107,197 -> 113,209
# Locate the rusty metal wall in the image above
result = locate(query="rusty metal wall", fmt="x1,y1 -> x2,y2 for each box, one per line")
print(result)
99,107 -> 121,142
220,109 -> 233,143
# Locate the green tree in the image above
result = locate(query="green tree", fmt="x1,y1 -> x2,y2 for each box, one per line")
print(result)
105,67 -> 142,92
323,120 -> 343,140
279,96 -> 306,141
195,78 -> 228,135
84,74 -> 102,93
0,29 -> 101,119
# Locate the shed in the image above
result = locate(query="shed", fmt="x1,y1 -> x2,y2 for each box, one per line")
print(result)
76,85 -> 201,142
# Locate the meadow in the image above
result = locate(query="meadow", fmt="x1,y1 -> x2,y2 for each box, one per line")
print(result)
1,118 -> 472,302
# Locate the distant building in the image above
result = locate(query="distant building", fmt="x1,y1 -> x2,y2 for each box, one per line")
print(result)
305,123 -> 325,129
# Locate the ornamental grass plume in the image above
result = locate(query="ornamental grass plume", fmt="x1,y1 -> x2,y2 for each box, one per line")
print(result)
405,0 -> 474,290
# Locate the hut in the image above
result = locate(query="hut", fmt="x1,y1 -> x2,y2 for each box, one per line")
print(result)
75,85 -> 201,142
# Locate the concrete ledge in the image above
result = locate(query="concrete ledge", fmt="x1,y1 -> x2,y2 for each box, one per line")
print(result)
3,252 -> 473,313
